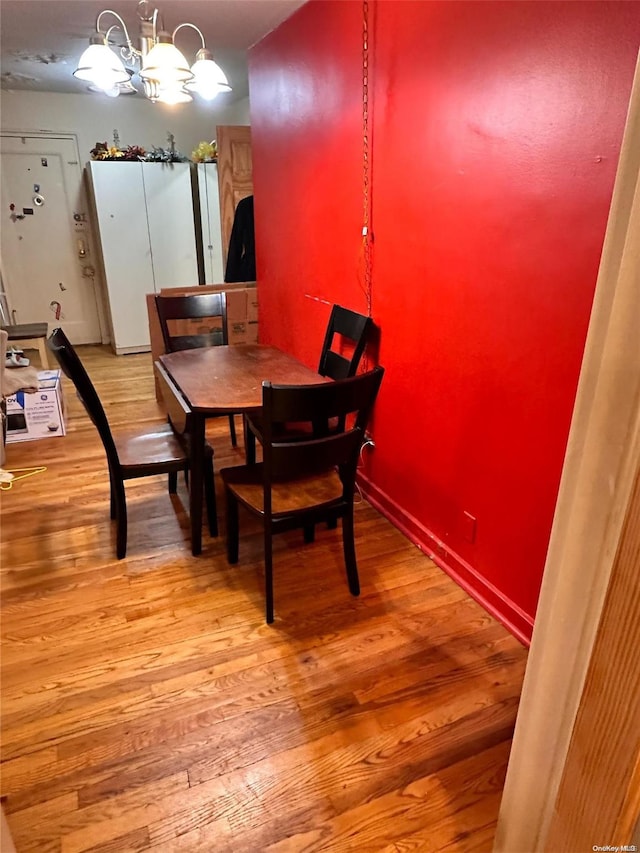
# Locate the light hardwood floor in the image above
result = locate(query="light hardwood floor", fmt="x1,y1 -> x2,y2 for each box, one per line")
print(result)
1,346 -> 527,852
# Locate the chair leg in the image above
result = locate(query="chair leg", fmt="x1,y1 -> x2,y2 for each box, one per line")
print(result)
228,414 -> 237,447
113,479 -> 128,560
264,526 -> 274,624
204,457 -> 218,537
168,470 -> 178,494
109,473 -> 117,520
342,507 -> 360,596
37,338 -> 50,369
244,418 -> 256,465
225,488 -> 239,564
303,524 -> 315,544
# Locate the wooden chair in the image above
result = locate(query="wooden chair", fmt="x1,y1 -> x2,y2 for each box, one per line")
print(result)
155,292 -> 238,446
244,304 -> 374,462
221,366 -> 384,623
47,328 -> 217,559
318,303 -> 373,381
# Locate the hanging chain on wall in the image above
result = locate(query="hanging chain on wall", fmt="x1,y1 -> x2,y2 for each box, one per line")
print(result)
360,0 -> 373,319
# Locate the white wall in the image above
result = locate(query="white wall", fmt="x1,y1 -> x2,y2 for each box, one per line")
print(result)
0,90 -> 251,161
0,90 -> 250,344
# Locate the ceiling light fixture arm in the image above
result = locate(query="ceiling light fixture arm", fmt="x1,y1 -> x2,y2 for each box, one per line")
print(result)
172,22 -> 207,51
96,10 -> 141,61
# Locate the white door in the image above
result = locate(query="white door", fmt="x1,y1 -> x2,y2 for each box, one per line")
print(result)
0,134 -> 102,343
87,161 -> 154,354
198,163 -> 224,284
142,162 -> 200,290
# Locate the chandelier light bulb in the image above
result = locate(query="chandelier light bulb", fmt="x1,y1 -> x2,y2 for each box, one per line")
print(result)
156,85 -> 193,105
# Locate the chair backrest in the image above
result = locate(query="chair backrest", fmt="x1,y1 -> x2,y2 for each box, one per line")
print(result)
156,292 -> 228,352
46,327 -> 119,469
261,367 -> 384,504
318,304 -> 373,380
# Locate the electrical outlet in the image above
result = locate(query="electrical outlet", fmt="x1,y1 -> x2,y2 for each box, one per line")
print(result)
462,511 -> 477,543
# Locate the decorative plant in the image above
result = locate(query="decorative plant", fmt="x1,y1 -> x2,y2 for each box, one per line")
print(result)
90,142 -> 123,160
191,140 -> 218,163
145,145 -> 188,163
122,145 -> 146,161
89,142 -> 146,161
145,132 -> 188,163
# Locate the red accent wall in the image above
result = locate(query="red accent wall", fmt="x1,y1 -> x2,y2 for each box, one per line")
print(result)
249,0 -> 640,642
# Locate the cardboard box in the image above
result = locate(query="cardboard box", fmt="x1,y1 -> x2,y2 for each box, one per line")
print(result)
6,370 -> 66,443
247,289 -> 259,323
227,319 -> 259,346
146,283 -> 259,402
166,315 -> 224,345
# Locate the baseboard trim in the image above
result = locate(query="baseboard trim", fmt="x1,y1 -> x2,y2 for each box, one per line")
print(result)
358,473 -> 534,646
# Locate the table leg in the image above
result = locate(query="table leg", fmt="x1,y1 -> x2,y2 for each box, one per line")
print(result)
189,413 -> 205,556
244,416 -> 256,465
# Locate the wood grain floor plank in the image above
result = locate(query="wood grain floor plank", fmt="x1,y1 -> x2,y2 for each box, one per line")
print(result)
1,345 -> 527,852
261,742 -> 510,853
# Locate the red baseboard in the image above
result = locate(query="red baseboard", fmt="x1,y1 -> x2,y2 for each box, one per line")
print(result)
358,473 -> 533,646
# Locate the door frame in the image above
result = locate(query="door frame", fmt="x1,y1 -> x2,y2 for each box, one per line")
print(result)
494,51 -> 640,851
0,129 -> 109,343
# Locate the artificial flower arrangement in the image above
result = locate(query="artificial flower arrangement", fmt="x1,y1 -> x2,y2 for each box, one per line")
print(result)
90,142 -> 147,161
191,140 -> 218,163
144,145 -> 188,163
90,133 -> 188,163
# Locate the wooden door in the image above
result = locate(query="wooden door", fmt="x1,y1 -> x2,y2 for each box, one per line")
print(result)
216,126 -> 253,269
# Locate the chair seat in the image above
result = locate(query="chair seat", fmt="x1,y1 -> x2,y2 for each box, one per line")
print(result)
114,423 -> 190,470
47,327 -> 219,557
221,463 -> 343,515
2,322 -> 48,341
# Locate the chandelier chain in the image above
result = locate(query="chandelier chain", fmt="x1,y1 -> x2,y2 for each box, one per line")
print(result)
361,0 -> 373,320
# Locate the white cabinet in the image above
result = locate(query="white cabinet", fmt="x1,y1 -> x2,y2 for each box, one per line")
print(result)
196,163 -> 225,284
87,161 -> 200,354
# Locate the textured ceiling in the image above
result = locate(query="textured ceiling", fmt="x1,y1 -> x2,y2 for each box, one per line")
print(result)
0,0 -> 306,102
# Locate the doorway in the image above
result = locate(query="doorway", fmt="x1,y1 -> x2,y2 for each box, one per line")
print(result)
0,133 -> 103,343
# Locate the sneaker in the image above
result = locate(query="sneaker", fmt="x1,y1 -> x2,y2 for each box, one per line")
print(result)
5,350 -> 30,368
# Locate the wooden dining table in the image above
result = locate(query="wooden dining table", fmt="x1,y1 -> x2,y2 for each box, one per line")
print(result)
156,344 -> 324,555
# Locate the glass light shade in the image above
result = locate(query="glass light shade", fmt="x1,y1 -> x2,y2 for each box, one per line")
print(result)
187,56 -> 231,101
73,42 -> 130,89
88,81 -> 136,97
156,86 -> 193,105
88,68 -> 136,97
139,39 -> 193,86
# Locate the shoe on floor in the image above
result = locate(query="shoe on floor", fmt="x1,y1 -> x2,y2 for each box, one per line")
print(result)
5,349 -> 30,368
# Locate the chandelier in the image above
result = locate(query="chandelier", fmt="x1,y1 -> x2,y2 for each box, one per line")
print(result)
73,1 -> 231,104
